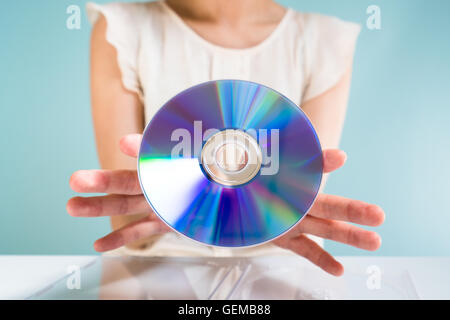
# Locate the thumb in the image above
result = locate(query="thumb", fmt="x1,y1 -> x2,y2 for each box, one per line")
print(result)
119,134 -> 143,158
323,149 -> 347,173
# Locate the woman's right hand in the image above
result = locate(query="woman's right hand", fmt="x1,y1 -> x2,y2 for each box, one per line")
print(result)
67,134 -> 171,252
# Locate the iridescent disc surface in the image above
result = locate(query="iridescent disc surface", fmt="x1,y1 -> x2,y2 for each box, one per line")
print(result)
138,80 -> 323,247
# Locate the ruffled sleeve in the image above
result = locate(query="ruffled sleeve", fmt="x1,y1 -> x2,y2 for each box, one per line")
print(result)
86,2 -> 143,98
302,13 -> 361,102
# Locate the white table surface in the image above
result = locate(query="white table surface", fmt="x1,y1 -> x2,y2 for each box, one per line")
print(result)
0,256 -> 448,300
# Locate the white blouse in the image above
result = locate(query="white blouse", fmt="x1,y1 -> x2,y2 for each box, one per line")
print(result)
86,1 -> 360,257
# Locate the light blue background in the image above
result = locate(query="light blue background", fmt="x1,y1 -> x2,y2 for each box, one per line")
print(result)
1,0 -> 449,255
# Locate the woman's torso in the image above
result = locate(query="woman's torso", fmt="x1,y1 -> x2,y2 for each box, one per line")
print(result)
87,0 -> 360,256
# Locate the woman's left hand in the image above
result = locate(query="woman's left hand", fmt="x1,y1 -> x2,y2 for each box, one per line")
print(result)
270,149 -> 385,276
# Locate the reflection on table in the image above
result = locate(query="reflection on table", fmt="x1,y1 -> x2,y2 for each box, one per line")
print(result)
27,255 -> 422,300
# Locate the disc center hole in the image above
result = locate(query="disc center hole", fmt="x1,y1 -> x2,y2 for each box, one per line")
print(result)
215,143 -> 248,172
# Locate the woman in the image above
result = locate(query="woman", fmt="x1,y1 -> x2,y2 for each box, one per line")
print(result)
67,0 -> 385,276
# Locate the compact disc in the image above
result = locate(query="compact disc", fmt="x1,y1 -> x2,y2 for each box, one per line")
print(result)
138,80 -> 323,247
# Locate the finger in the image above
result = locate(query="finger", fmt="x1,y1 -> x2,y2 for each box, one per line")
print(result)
323,149 -> 347,173
119,134 -> 142,158
276,234 -> 344,276
296,216 -> 382,251
94,217 -> 170,252
309,194 -> 385,226
69,169 -> 141,195
67,194 -> 152,217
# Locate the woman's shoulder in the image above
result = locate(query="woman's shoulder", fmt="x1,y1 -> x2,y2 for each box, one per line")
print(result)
86,1 -> 163,26
287,9 -> 362,102
288,8 -> 361,39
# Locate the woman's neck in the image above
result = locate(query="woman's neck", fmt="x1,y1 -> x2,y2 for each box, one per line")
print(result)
165,0 -> 285,26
